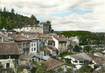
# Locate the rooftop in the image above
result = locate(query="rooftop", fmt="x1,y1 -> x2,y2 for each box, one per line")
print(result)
43,58 -> 64,71
52,36 -> 68,42
71,53 -> 92,61
0,42 -> 20,55
14,34 -> 30,42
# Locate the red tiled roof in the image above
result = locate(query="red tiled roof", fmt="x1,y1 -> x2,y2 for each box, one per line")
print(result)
14,35 -> 30,42
0,42 -> 20,55
47,46 -> 58,51
43,58 -> 64,71
53,36 -> 68,41
89,54 -> 105,64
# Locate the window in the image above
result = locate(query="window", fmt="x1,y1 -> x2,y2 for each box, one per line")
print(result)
80,61 -> 84,63
32,48 -> 33,51
34,48 -> 36,51
32,48 -> 36,51
6,63 -> 10,68
74,60 -> 78,63
31,43 -> 33,46
34,43 -> 36,46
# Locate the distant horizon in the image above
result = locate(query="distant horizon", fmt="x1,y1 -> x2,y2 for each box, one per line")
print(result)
54,30 -> 105,33
0,0 -> 105,32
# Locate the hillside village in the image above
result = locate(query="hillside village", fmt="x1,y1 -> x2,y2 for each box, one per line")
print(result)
0,9 -> 105,73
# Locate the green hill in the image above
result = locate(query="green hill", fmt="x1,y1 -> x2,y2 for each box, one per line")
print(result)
0,8 -> 39,30
56,31 -> 105,45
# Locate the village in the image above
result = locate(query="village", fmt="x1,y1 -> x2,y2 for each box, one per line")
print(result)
0,20 -> 105,73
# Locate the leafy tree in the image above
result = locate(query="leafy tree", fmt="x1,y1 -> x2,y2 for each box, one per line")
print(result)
30,14 -> 38,26
0,62 -> 3,72
78,65 -> 93,73
0,62 -> 3,69
36,64 -> 47,73
73,45 -> 82,52
0,8 -> 40,30
3,7 -> 6,12
11,8 -> 15,14
57,31 -> 105,46
46,20 -> 53,33
83,46 -> 92,53
31,67 -> 37,73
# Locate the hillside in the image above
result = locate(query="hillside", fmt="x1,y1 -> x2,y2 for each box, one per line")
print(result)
0,8 -> 39,30
56,31 -> 105,45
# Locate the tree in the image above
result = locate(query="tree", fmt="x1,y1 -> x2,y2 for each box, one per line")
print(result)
73,45 -> 82,52
30,15 -> 38,26
36,64 -> 47,73
11,8 -> 15,14
3,7 -> 6,12
0,62 -> 3,72
83,46 -> 92,53
0,8 -> 39,30
31,67 -> 37,73
46,20 -> 53,32
78,65 -> 93,73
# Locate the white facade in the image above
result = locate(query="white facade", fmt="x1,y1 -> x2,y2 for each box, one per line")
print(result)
14,26 -> 44,33
52,36 -> 59,50
0,58 -> 15,69
29,39 -> 43,55
70,36 -> 79,46
52,36 -> 69,52
29,40 -> 38,54
70,57 -> 84,65
13,22 -> 50,34
64,55 -> 84,65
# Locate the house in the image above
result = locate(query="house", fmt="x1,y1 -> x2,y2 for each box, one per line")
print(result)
88,53 -> 105,72
43,46 -> 58,57
0,42 -> 20,69
69,36 -> 79,47
0,32 -> 7,42
15,26 -> 44,33
14,34 -> 44,56
14,34 -> 30,55
64,53 -> 92,69
52,36 -> 70,53
64,53 -> 92,66
32,55 -> 50,62
13,21 -> 52,34
43,58 -> 66,72
40,22 -> 52,34
29,37 -> 43,55
30,54 -> 50,62
0,32 -> 13,42
89,53 -> 105,65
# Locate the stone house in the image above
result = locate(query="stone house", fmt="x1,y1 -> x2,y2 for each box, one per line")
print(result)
43,58 -> 66,72
14,34 -> 30,55
13,21 -> 52,34
52,36 -> 70,53
64,53 -> 92,69
14,34 -> 44,57
0,32 -> 13,42
0,42 -> 20,69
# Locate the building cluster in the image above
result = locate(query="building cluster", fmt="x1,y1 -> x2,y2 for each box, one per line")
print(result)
0,23 -> 79,73
0,23 -> 104,73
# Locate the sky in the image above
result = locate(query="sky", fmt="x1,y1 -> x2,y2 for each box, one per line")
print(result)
0,0 -> 105,32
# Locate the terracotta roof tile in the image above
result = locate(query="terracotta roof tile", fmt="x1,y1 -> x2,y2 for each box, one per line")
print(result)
14,35 -> 30,41
89,54 -> 105,64
0,42 -> 20,55
43,58 -> 64,71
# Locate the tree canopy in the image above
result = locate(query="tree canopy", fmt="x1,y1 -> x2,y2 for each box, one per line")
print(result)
0,8 -> 39,30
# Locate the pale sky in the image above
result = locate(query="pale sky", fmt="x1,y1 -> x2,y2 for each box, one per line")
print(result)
0,0 -> 105,32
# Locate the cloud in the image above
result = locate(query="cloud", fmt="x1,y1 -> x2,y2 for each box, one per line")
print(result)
0,0 -> 105,32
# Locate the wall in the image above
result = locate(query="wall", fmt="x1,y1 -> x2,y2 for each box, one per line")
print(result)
0,59 -> 15,69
